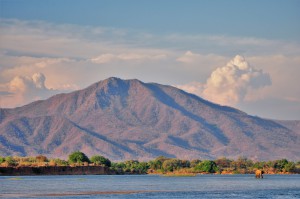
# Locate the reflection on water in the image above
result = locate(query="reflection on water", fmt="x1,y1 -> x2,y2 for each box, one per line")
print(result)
0,175 -> 300,198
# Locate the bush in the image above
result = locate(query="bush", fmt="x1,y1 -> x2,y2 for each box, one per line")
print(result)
194,160 -> 218,173
162,159 -> 183,172
90,155 -> 111,167
48,158 -> 68,166
36,155 -> 48,162
68,151 -> 90,164
4,156 -> 17,167
284,162 -> 296,172
0,156 -> 5,164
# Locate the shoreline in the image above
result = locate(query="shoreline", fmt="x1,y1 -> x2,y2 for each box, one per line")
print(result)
0,165 -> 116,176
1,165 -> 298,176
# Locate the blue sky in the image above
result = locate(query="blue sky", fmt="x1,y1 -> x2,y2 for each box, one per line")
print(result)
1,0 -> 300,40
0,0 -> 300,120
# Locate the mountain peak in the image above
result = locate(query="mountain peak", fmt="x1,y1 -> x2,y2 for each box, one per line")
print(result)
1,77 -> 299,161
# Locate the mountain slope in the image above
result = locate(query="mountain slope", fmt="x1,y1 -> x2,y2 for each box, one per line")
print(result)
0,77 -> 299,161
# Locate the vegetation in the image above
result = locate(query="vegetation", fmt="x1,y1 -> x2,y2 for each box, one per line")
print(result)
90,155 -> 111,167
68,151 -> 90,165
1,153 -> 299,175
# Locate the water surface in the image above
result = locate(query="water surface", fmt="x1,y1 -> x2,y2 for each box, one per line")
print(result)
1,174 -> 299,198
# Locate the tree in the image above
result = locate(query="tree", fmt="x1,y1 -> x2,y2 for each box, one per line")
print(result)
0,156 -> 5,164
4,156 -> 17,167
190,159 -> 202,168
36,155 -> 48,162
215,157 -> 232,169
68,151 -> 90,164
274,159 -> 289,171
194,160 -> 218,173
90,155 -> 111,167
284,162 -> 296,172
162,159 -> 183,172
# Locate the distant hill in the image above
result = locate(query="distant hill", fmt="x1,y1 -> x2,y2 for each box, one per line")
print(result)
0,77 -> 299,161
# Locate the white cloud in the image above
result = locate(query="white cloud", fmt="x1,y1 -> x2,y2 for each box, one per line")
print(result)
177,55 -> 272,106
0,19 -> 299,119
176,81 -> 204,96
176,51 -> 200,63
0,73 -> 59,108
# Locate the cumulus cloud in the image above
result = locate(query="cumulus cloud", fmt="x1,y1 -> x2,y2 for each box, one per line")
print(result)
177,55 -> 272,106
0,73 -> 59,108
176,82 -> 204,97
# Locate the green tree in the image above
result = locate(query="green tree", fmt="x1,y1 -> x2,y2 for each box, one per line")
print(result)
274,159 -> 289,171
162,159 -> 183,172
190,159 -> 202,168
0,156 -> 5,164
194,160 -> 218,173
68,151 -> 90,164
4,156 -> 17,166
90,155 -> 111,167
284,162 -> 296,172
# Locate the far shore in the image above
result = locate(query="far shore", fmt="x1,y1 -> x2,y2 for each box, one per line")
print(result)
1,154 -> 299,176
1,165 -> 299,176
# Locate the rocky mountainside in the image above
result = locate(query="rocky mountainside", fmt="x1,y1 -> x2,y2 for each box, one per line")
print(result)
0,77 -> 299,161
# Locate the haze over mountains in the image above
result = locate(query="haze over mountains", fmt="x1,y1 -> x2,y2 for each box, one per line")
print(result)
0,77 -> 299,161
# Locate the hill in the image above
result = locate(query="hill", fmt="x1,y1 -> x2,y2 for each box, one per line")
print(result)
0,77 -> 299,161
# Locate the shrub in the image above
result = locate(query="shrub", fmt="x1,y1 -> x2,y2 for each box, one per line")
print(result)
4,156 -> 17,167
68,151 -> 90,164
36,155 -> 48,162
0,156 -> 5,164
162,159 -> 183,172
194,160 -> 218,173
284,162 -> 296,172
90,155 -> 111,167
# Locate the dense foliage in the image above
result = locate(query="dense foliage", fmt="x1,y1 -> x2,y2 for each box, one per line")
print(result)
68,151 -> 90,164
90,155 -> 111,167
1,153 -> 299,175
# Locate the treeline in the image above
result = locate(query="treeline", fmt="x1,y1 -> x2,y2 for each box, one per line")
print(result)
1,152 -> 300,175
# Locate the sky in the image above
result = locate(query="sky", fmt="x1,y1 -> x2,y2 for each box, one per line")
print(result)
0,0 -> 299,120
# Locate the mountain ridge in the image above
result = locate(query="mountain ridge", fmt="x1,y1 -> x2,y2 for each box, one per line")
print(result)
0,77 -> 299,161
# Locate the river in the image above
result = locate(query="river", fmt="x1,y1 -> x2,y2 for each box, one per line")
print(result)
1,174 -> 300,198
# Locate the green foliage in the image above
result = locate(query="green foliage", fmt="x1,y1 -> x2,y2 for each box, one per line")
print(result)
52,158 -> 69,166
284,162 -> 296,172
68,151 -> 90,164
190,159 -> 202,167
274,159 -> 288,171
0,156 -> 5,164
1,153 -> 299,175
148,160 -> 162,170
111,160 -> 149,174
194,160 -> 218,173
253,161 -> 266,169
4,156 -> 17,166
162,159 -> 185,172
90,155 -> 111,167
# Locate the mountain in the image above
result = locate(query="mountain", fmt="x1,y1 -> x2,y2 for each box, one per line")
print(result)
0,77 -> 299,161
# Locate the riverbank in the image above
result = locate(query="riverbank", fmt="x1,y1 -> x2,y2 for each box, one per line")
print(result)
0,165 -> 116,176
1,154 -> 299,176
1,166 -> 298,176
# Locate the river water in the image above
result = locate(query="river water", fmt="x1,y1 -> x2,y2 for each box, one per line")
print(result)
0,174 -> 300,198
